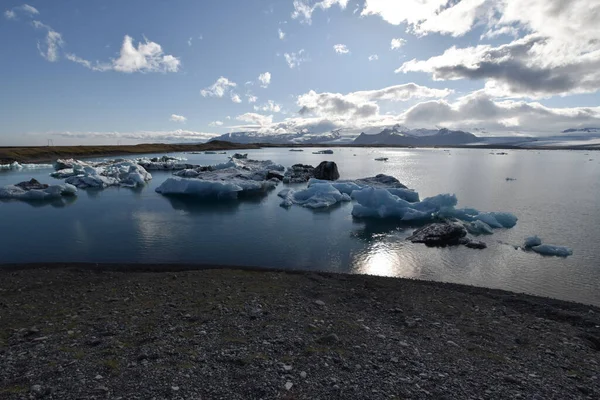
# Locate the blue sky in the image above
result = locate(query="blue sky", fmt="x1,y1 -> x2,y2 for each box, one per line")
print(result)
1,0 -> 599,145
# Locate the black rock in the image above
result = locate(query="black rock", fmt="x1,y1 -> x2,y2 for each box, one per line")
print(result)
15,179 -> 49,191
462,239 -> 487,249
407,222 -> 467,247
266,171 -> 284,180
313,161 -> 340,181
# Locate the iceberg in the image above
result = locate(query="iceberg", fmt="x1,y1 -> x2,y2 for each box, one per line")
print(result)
308,175 -> 419,202
136,156 -> 196,171
156,177 -> 276,199
58,161 -> 152,189
531,244 -> 573,257
0,162 -> 53,170
464,220 -> 494,235
278,183 -> 351,209
0,182 -> 77,200
156,157 -> 282,200
474,212 -> 518,228
312,149 -> 334,154
523,236 -> 542,248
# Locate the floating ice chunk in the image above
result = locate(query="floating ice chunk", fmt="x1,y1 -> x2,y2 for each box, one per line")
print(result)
386,188 -> 420,203
308,177 -> 419,202
308,179 -> 362,195
438,207 -> 479,222
355,174 -> 407,189
351,187 -> 433,220
278,183 -> 351,209
531,244 -> 573,257
312,149 -> 333,154
523,236 -> 542,248
0,183 -> 77,200
0,162 -> 53,170
62,161 -> 152,189
156,177 -> 276,199
465,220 -> 494,235
475,212 -> 518,228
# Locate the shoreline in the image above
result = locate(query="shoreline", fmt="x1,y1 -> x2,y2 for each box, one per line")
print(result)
2,141 -> 599,164
1,264 -> 598,398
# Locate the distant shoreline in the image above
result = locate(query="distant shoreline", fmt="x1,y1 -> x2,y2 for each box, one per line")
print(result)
1,140 -> 599,164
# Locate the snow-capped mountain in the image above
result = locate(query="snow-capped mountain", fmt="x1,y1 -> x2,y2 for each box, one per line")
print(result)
353,125 -> 481,146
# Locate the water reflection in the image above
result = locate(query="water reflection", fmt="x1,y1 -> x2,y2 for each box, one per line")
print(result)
351,218 -> 408,242
163,196 -> 242,215
0,196 -> 77,208
353,241 -> 420,278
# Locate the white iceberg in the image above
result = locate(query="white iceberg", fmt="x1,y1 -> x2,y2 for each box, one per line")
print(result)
156,177 -> 276,199
308,176 -> 419,202
173,157 -> 284,182
61,161 -> 152,189
531,244 -> 573,257
0,183 -> 77,200
136,155 -> 194,171
0,162 -> 53,170
278,183 -> 351,209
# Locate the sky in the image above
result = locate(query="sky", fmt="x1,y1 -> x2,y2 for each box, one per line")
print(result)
1,0 -> 600,145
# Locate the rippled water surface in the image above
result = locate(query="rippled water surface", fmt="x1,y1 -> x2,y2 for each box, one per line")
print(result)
1,148 -> 599,306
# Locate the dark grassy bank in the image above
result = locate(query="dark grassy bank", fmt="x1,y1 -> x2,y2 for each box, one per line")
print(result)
1,264 -> 598,399
0,141 -> 260,164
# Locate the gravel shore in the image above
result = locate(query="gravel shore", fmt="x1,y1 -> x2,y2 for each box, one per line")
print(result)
1,265 -> 599,399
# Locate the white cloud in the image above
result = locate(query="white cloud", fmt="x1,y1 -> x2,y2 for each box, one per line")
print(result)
187,37 -> 192,46
297,83 -> 452,119
258,72 -> 271,88
201,77 -> 237,97
284,49 -> 307,68
209,121 -> 224,127
333,44 -> 350,54
254,100 -> 282,113
236,112 -> 274,127
67,35 -> 180,73
231,93 -> 242,103
292,0 -> 349,24
368,54 -> 379,61
390,38 -> 406,50
50,130 -> 219,143
170,114 -> 187,123
4,10 -> 16,19
246,94 -> 258,103
21,4 -> 39,15
33,21 -> 63,62
112,35 -> 180,73
278,29 -> 285,40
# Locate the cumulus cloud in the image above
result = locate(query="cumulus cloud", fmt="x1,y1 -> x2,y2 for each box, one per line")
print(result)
246,94 -> 258,103
297,83 -> 452,119
258,72 -> 271,88
284,49 -> 308,68
170,114 -> 187,123
50,130 -> 219,143
333,44 -> 350,54
254,100 -> 282,113
367,0 -> 600,98
209,121 -> 223,127
201,77 -> 237,98
399,90 -> 600,135
66,36 -> 180,73
4,10 -> 16,19
236,113 -> 274,127
231,93 -> 242,103
390,38 -> 406,50
4,4 -> 39,19
368,54 -> 379,61
278,29 -> 285,40
33,21 -> 63,62
292,0 -> 349,24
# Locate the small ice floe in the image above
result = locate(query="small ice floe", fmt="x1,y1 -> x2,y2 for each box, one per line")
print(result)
312,149 -> 334,154
289,149 -> 304,152
0,178 -> 77,201
0,162 -> 53,170
278,184 -> 351,209
506,177 -> 516,181
374,157 -> 389,161
204,151 -> 217,154
523,236 -> 573,257
136,155 -> 195,171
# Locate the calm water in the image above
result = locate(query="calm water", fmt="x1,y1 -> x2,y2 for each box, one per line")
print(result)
1,148 -> 599,306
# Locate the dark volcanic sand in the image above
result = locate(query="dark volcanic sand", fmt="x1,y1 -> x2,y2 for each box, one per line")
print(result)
0,264 -> 599,399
